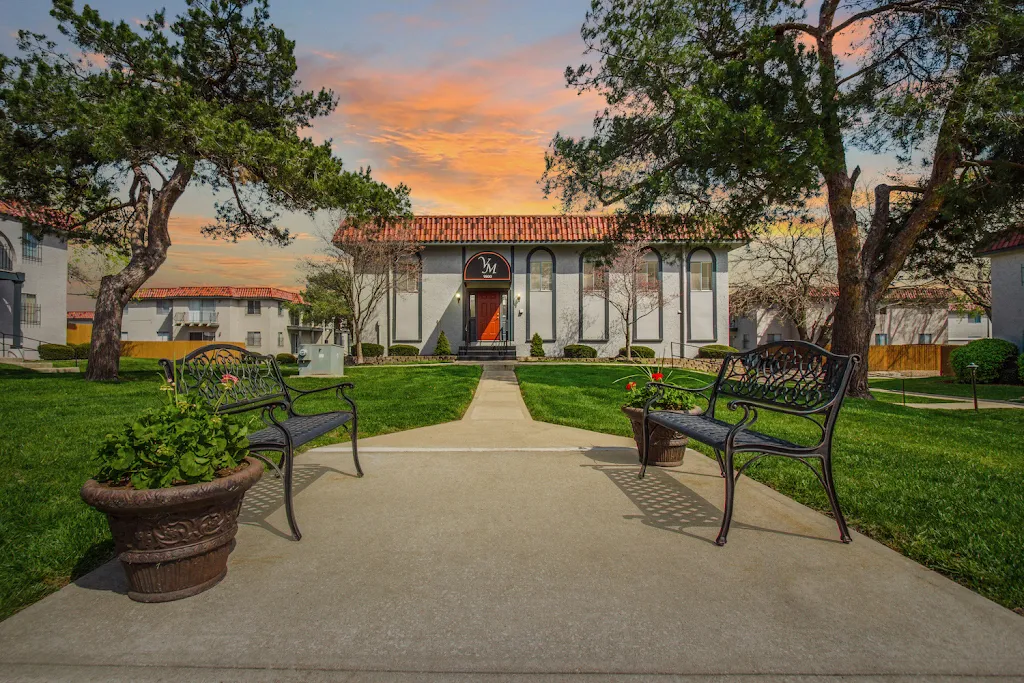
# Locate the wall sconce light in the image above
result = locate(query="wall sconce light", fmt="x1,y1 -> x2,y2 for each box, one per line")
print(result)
515,292 -> 522,302
455,291 -> 462,301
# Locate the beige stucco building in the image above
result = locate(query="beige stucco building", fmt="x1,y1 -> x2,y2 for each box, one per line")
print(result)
982,232 -> 1024,351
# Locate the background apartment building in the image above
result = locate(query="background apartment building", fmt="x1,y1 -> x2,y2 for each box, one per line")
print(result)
0,203 -> 69,359
123,286 -> 328,354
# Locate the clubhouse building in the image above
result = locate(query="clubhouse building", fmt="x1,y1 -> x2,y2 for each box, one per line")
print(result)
336,216 -> 742,359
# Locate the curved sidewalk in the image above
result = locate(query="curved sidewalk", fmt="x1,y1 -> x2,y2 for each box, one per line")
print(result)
1,367 -> 1023,681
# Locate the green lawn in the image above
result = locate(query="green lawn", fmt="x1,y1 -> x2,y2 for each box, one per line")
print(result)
869,390 -> 957,405
870,375 -> 1024,403
0,360 -> 480,621
516,364 -> 1024,611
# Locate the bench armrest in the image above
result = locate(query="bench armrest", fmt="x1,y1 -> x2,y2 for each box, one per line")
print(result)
284,381 -> 357,416
725,399 -> 829,451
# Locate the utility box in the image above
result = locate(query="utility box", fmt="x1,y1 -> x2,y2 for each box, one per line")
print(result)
298,344 -> 345,377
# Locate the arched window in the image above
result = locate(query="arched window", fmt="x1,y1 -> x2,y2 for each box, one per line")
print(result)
526,248 -> 556,341
393,253 -> 422,342
579,249 -> 609,342
0,234 -> 13,271
686,248 -> 717,342
633,248 -> 663,342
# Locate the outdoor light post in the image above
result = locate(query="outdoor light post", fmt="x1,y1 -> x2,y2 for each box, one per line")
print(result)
967,362 -> 979,411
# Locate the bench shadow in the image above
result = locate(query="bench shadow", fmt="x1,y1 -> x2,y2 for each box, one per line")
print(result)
238,463 -> 337,540
589,462 -> 839,546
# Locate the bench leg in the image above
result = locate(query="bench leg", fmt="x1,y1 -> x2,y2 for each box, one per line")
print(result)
351,414 -> 363,478
282,447 -> 302,541
821,455 -> 852,543
637,416 -> 653,480
716,449 -> 736,546
713,449 -> 726,478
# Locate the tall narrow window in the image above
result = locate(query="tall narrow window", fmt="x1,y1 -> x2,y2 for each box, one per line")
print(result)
246,331 -> 262,347
0,239 -> 12,271
582,259 -> 607,293
639,254 -> 660,290
246,300 -> 261,315
530,260 -> 552,291
690,260 -> 712,291
395,256 -> 420,293
278,331 -> 285,347
21,293 -> 40,326
22,233 -> 41,262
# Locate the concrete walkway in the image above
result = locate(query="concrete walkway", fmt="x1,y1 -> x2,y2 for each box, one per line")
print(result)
2,368 -> 1024,682
871,387 -> 1024,410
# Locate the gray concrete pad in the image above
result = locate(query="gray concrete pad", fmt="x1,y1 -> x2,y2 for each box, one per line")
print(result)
2,368 -> 1023,682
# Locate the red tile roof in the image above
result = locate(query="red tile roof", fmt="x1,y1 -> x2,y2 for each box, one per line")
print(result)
133,286 -> 302,303
335,215 -> 735,244
979,231 -> 1024,255
67,311 -> 94,321
0,200 -> 74,230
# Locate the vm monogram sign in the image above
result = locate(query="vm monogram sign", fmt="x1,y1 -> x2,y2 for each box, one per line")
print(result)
464,251 -> 511,282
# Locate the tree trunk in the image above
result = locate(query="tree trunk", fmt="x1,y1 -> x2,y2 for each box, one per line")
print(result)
830,285 -> 876,398
353,328 -> 364,364
85,161 -> 193,381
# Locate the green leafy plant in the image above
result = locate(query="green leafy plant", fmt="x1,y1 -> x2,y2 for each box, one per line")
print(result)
564,344 -> 597,359
350,343 -> 384,358
617,345 -> 654,359
93,372 -> 250,490
38,344 -> 75,361
615,363 -> 698,411
950,338 -> 1020,384
275,353 -> 297,365
389,344 -> 419,357
1019,353 -> 1024,384
531,333 -> 545,357
434,331 -> 452,356
697,344 -> 738,359
70,343 -> 91,359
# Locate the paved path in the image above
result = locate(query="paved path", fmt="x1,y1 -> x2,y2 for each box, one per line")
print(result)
2,367 -> 1023,682
871,387 -> 1024,410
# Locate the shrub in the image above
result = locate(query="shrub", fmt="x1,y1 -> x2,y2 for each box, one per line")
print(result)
275,353 -> 297,364
530,333 -> 545,357
1019,353 -> 1024,384
389,344 -> 419,357
563,344 -> 597,359
434,330 -> 452,356
617,345 -> 655,359
350,342 -> 384,358
949,338 -> 1020,384
70,342 -> 91,359
38,343 -> 74,360
698,344 -> 739,359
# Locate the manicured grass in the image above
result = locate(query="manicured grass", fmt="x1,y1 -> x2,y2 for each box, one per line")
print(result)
869,390 -> 957,405
870,375 -> 1024,403
0,361 -> 480,621
516,364 -> 1024,610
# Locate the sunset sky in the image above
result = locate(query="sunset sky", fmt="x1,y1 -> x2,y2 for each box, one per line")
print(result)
0,0 -> 891,295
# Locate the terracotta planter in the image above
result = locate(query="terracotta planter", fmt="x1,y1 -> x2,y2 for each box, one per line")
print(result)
622,406 -> 699,467
81,457 -> 263,603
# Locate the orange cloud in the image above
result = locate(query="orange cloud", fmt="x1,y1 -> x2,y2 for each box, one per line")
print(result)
299,32 -> 604,214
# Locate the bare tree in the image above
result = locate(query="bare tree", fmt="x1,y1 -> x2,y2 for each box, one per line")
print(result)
604,240 -> 673,359
730,222 -> 838,345
305,222 -> 420,364
922,259 -> 992,319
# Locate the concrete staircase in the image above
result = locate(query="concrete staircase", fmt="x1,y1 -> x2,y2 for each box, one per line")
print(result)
457,345 -> 517,361
0,358 -> 80,373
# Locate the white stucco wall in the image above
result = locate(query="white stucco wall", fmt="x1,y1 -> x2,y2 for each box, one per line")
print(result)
364,242 -> 732,358
0,217 -> 69,359
991,248 -> 1024,350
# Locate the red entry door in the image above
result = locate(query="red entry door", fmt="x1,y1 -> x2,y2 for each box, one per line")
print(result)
476,292 -> 502,341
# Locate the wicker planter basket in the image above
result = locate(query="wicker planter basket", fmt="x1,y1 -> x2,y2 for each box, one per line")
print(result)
80,457 -> 263,603
621,406 -> 699,468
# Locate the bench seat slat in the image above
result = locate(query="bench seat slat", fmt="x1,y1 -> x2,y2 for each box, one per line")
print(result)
647,411 -> 801,452
248,412 -> 353,449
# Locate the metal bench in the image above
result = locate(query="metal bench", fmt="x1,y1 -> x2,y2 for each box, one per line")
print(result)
160,344 -> 361,541
639,341 -> 859,546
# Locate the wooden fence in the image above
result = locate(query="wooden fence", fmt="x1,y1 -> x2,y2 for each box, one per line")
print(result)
66,323 -> 92,345
867,344 -> 955,375
121,340 -> 247,359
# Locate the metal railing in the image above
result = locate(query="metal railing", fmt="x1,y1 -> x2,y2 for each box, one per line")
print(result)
22,303 -> 42,326
174,311 -> 219,325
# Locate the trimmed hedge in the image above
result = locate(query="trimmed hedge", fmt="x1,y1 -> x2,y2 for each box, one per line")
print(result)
70,342 -> 91,359
698,344 -> 739,359
350,343 -> 384,358
38,344 -> 75,360
618,345 -> 655,359
275,353 -> 297,364
530,333 -> 545,357
1019,353 -> 1024,384
434,331 -> 452,356
388,344 -> 419,357
950,338 -> 1020,384
563,344 -> 597,359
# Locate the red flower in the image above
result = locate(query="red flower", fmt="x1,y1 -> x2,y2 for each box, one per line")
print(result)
221,373 -> 240,385
625,382 -> 637,391
651,372 -> 664,381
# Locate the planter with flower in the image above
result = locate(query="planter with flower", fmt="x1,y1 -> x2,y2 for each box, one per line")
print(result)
617,366 -> 700,467
80,373 -> 261,603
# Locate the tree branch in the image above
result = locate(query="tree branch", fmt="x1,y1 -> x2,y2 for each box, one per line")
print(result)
826,0 -> 931,39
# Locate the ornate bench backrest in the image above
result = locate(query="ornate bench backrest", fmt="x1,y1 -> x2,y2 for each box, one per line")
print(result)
159,344 -> 289,413
709,341 -> 858,416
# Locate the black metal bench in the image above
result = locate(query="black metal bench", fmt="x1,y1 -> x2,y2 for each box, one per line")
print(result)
640,341 -> 859,546
160,344 -> 361,541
